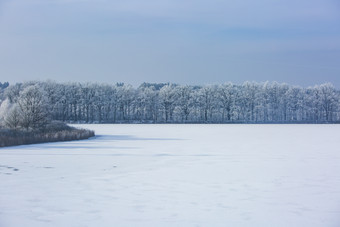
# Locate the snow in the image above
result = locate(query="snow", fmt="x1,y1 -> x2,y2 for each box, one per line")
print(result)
1,124 -> 340,227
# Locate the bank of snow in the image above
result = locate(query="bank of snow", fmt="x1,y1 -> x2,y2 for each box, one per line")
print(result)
1,124 -> 340,227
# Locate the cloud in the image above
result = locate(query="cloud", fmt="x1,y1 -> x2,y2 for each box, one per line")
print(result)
14,0 -> 339,27
3,0 -> 339,35
0,0 -> 339,87
81,0 -> 340,28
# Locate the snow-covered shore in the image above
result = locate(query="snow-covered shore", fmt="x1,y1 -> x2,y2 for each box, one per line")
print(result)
1,124 -> 340,227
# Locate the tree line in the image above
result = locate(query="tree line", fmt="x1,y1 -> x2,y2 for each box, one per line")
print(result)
0,83 -> 95,147
1,81 -> 339,124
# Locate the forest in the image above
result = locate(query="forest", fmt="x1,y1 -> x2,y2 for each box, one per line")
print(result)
0,80 -> 339,124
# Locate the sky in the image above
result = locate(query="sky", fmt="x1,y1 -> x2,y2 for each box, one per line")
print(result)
0,0 -> 340,87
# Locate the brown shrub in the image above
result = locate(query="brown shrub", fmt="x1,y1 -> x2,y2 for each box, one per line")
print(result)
0,128 -> 95,147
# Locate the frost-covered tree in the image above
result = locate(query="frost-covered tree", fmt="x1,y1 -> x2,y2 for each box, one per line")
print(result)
0,99 -> 17,128
286,86 -> 303,121
141,86 -> 159,122
239,82 -> 259,122
159,84 -> 177,122
17,85 -> 48,130
174,85 -> 194,122
218,83 -> 235,122
5,83 -> 22,103
4,104 -> 21,129
318,83 -> 337,122
1,80 -> 339,124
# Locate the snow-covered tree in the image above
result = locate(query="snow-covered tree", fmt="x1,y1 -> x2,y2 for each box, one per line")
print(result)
17,85 -> 48,130
174,85 -> 194,122
159,84 -> 177,122
218,83 -> 235,122
1,80 -> 339,124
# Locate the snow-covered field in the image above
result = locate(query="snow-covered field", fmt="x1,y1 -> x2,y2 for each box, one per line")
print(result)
1,124 -> 340,227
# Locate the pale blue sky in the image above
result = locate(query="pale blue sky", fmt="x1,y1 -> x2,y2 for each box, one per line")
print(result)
0,0 -> 340,87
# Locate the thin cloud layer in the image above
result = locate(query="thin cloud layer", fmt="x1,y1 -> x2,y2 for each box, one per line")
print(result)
0,0 -> 339,86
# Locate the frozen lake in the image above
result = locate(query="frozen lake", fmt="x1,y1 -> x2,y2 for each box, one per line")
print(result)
1,124 -> 340,227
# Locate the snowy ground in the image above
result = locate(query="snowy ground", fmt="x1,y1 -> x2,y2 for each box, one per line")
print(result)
1,124 -> 340,227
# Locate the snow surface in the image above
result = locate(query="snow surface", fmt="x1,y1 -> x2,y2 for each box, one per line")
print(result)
1,124 -> 340,227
